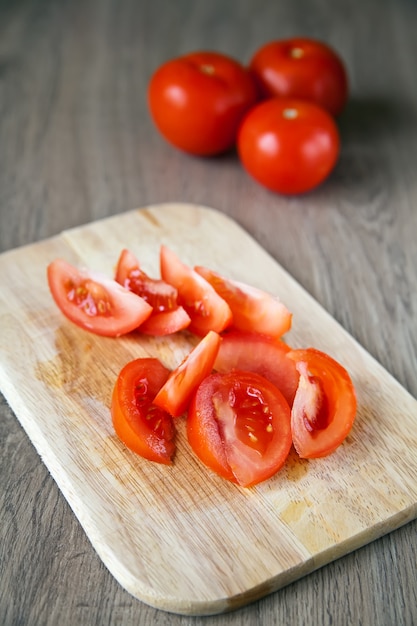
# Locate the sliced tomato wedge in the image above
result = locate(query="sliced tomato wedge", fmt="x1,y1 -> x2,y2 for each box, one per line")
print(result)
287,348 -> 357,458
187,370 -> 292,487
47,258 -> 153,337
115,248 -> 191,335
194,266 -> 292,338
153,330 -> 221,417
111,358 -> 176,464
160,246 -> 232,336
214,331 -> 300,407
139,307 -> 191,336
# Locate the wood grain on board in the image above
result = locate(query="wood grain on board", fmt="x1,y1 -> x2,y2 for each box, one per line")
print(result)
1,203 -> 416,616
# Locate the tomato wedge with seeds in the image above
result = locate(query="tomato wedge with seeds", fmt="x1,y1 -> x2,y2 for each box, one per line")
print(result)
115,248 -> 191,336
187,370 -> 292,487
287,348 -> 357,458
194,265 -> 292,338
111,358 -> 176,464
214,331 -> 299,407
47,258 -> 153,337
160,246 -> 232,336
154,330 -> 221,418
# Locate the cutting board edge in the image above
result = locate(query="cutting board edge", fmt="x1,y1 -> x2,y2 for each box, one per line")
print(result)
96,502 -> 417,617
3,353 -> 417,617
0,202 -> 228,257
2,202 -> 417,616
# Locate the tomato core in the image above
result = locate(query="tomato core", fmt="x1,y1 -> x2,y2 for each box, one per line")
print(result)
295,361 -> 330,433
303,378 -> 330,432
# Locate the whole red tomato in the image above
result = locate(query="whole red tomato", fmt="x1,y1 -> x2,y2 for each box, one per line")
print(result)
237,97 -> 340,195
148,51 -> 259,156
249,38 -> 348,117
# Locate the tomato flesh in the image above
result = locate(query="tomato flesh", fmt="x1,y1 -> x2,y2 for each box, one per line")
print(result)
187,370 -> 292,487
115,248 -> 191,335
115,248 -> 177,311
214,331 -> 299,407
139,307 -> 192,337
111,358 -> 175,464
227,380 -> 274,455
153,330 -> 222,417
47,258 -> 153,337
288,348 -> 357,458
195,266 -> 292,338
121,267 -> 178,312
160,246 -> 232,336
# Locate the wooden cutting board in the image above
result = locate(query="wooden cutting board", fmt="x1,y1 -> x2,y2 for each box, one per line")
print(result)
1,203 -> 417,616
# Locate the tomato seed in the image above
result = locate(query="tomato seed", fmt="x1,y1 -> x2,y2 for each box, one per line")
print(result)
240,399 -> 260,409
97,300 -> 109,314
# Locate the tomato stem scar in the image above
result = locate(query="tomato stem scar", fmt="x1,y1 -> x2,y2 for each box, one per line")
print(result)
200,64 -> 215,75
290,47 -> 304,59
283,108 -> 298,120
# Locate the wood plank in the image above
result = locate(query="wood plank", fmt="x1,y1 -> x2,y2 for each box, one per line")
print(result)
1,203 -> 416,616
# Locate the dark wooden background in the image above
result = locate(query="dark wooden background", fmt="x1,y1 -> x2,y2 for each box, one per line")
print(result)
1,0 -> 416,624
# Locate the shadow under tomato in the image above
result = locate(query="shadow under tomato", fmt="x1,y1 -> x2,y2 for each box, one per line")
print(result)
337,94 -> 415,142
329,95 -> 415,193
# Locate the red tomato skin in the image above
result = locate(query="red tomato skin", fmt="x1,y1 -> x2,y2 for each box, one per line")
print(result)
148,51 -> 259,156
214,331 -> 299,407
287,348 -> 357,458
160,246 -> 232,336
111,358 -> 175,464
139,307 -> 191,336
115,248 -> 191,335
47,258 -> 153,337
153,330 -> 222,417
249,38 -> 348,117
237,97 -> 340,195
195,265 -> 292,338
187,370 -> 292,487
115,248 -> 141,287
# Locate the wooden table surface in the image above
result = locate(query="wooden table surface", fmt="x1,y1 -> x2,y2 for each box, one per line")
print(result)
1,0 -> 416,624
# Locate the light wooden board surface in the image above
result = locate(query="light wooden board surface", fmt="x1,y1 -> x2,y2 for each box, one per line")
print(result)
0,203 -> 416,616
